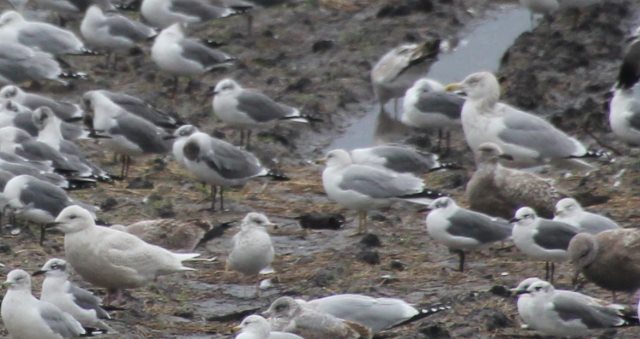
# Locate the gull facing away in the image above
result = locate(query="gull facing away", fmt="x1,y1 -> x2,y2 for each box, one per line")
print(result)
426,197 -> 512,272
227,212 -> 275,296
370,41 -> 440,115
553,198 -> 620,234
0,11 -> 94,56
0,85 -> 83,121
235,315 -> 303,339
141,0 -> 238,29
0,42 -> 74,85
33,258 -> 113,333
350,144 -> 457,175
401,78 -> 464,151
609,28 -> 640,146
567,229 -> 640,297
321,149 -> 445,234
151,23 -> 235,94
1,269 -> 86,339
80,5 -> 157,68
445,71 -> 602,169
264,296 -> 373,339
300,294 -> 449,333
511,207 -> 579,283
47,205 -> 200,304
466,142 -> 566,219
519,280 -> 636,337
212,78 -> 314,146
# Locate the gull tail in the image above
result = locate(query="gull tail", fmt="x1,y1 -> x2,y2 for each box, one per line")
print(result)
175,253 -> 200,262
260,169 -> 290,181
399,188 -> 447,205
59,72 -> 89,81
428,161 -> 463,172
568,149 -> 611,161
196,221 -> 236,248
388,303 -> 452,330
66,177 -> 98,190
80,48 -> 102,56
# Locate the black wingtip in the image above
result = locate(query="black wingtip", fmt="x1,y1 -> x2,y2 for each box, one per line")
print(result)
568,149 -> 612,162
266,169 -> 289,181
401,188 -> 447,200
428,162 -> 463,172
59,72 -> 89,80
387,303 -> 452,330
196,221 -> 235,247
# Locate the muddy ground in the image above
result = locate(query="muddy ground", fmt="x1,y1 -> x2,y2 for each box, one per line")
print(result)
1,0 -> 640,338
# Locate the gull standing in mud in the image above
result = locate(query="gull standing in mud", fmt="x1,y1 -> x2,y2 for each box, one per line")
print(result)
1,269 -> 86,339
426,197 -> 512,272
47,206 -> 200,304
33,258 -> 113,333
321,149 -> 444,234
553,198 -> 620,234
226,212 -> 275,297
211,78 -> 313,146
445,71 -> 602,169
371,41 -> 440,115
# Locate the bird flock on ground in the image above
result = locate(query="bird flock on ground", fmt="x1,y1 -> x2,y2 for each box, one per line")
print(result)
0,0 -> 638,338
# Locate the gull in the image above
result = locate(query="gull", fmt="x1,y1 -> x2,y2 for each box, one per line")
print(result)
3,174 -> 97,244
321,149 -> 444,234
520,280 -> 636,337
111,218 -> 215,252
511,206 -> 579,283
33,258 -> 113,333
350,145 -> 457,175
0,85 -> 84,121
511,277 -> 545,329
466,142 -> 566,219
226,212 -> 275,296
173,126 -> 279,210
553,198 -> 620,234
1,269 -> 85,339
82,90 -> 171,177
151,23 -> 234,94
609,28 -> 640,146
235,315 -> 303,339
10,0 -> 116,26
0,152 -> 75,189
0,42 -> 74,85
426,197 -> 512,272
445,71 -> 601,169
0,11 -> 94,56
80,5 -> 157,69
401,78 -> 464,151
141,0 -> 238,29
299,294 -> 448,333
264,296 -> 373,339
211,78 -> 313,146
47,205 -> 200,304
169,124 -> 198,165
0,100 -> 86,140
371,41 -> 440,115
567,229 -> 640,297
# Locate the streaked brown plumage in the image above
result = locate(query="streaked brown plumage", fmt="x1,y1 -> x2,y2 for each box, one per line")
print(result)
113,219 -> 211,252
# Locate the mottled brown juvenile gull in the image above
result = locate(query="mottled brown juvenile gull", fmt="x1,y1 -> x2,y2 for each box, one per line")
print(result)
33,258 -> 113,333
371,41 -> 439,115
426,197 -> 512,271
235,315 -> 303,339
227,212 -> 275,296
111,218 -> 212,252
553,198 -> 620,235
48,205 -> 200,304
264,296 -> 373,339
519,280 -> 635,337
567,229 -> 640,296
511,207 -> 579,282
1,269 -> 86,339
466,142 -> 566,219
321,149 -> 444,234
445,71 -> 601,169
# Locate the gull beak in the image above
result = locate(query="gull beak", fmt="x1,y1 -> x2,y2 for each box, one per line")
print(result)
208,86 -> 218,96
510,288 -> 527,295
32,270 -> 47,276
509,217 -> 520,223
314,157 -> 327,165
232,325 -> 242,332
163,135 -> 177,140
444,82 -> 463,92
262,310 -> 272,317
44,222 -> 62,229
64,117 -> 84,123
498,154 -> 515,161
2,281 -> 13,287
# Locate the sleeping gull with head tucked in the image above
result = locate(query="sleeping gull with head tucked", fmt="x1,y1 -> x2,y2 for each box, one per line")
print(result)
511,207 -> 579,283
553,198 -> 620,234
33,258 -> 113,333
350,144 -> 457,175
0,85 -> 83,121
47,205 -> 200,304
141,0 -> 238,29
0,42 -> 76,85
321,149 -> 444,234
264,296 -> 373,339
445,71 -> 602,169
426,197 -> 512,272
235,315 -> 303,339
1,269 -> 86,339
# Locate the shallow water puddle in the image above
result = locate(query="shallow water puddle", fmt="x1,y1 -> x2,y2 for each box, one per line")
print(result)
328,5 -> 532,150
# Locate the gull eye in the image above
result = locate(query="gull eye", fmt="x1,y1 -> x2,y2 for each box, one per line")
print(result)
69,215 -> 77,220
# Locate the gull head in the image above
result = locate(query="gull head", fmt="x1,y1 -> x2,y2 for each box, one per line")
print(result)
412,78 -> 445,94
554,198 -> 582,218
475,142 -> 513,164
212,78 -> 240,96
3,269 -> 31,291
567,232 -> 599,269
511,277 -> 545,295
159,23 -> 185,41
510,207 -> 538,226
32,107 -> 56,131
1,100 -> 30,115
235,315 -> 271,337
86,5 -> 104,18
172,125 -> 199,139
32,258 -> 68,278
526,280 -> 554,296
428,196 -> 456,211
447,71 -> 500,103
51,205 -> 96,234
0,85 -> 22,101
323,149 -> 352,168
263,296 -> 301,319
0,11 -> 23,27
241,212 -> 274,230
